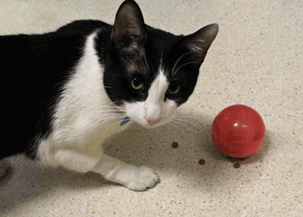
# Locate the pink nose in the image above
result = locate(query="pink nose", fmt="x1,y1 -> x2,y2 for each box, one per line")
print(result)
147,118 -> 161,125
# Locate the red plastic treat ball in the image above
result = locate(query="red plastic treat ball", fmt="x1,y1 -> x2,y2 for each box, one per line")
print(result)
212,104 -> 266,159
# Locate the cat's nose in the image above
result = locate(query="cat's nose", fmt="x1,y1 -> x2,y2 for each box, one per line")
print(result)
147,118 -> 161,125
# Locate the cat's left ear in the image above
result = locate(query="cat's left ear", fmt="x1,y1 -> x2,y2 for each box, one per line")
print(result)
181,24 -> 219,62
111,0 -> 147,50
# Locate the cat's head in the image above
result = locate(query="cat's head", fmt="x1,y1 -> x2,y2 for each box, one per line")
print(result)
104,0 -> 218,128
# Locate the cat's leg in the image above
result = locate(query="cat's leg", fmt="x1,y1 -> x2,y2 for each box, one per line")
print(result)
91,153 -> 159,191
38,141 -> 104,173
38,141 -> 159,191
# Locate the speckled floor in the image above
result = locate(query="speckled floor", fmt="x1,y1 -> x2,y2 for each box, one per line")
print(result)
0,0 -> 302,216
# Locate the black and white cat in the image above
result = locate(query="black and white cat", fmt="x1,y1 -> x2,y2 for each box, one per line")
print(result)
0,0 -> 218,191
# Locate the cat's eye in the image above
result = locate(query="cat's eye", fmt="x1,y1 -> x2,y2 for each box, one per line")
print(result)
167,85 -> 181,95
131,77 -> 145,90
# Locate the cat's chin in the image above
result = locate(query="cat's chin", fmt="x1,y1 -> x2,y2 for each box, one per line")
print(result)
140,123 -> 161,129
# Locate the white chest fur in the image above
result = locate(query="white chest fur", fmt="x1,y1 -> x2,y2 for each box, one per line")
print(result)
37,32 -> 131,171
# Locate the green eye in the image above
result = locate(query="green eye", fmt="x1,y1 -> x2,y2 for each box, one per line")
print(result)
131,78 -> 144,90
168,85 -> 181,95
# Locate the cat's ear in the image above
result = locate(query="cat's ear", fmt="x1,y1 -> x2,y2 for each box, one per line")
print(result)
181,24 -> 219,62
111,0 -> 147,50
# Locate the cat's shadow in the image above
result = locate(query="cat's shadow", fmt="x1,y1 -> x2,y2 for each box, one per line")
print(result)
0,112 -> 272,211
1,114 -> 211,210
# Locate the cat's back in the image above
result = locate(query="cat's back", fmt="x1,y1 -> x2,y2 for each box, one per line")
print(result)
0,19 -> 110,94
0,20 -> 106,108
1,20 -> 109,69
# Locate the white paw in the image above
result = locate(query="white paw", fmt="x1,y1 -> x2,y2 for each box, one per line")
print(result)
124,166 -> 159,191
92,154 -> 159,191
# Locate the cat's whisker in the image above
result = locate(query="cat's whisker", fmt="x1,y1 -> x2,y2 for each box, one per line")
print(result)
173,116 -> 211,138
170,51 -> 194,76
167,122 -> 184,132
173,119 -> 212,142
174,117 -> 206,132
142,51 -> 149,72
94,105 -> 119,109
106,119 -> 124,130
100,116 -> 120,123
94,105 -> 127,114
171,61 -> 200,77
128,112 -> 143,125
94,111 -> 124,115
95,107 -> 120,111
171,119 -> 198,130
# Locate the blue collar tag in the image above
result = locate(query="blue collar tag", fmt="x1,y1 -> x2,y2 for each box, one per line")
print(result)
120,116 -> 130,126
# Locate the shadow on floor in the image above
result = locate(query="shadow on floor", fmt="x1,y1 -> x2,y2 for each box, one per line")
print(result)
0,111 -> 273,212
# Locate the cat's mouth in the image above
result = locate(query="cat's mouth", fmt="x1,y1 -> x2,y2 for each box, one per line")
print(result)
140,120 -> 165,129
123,116 -> 163,128
125,115 -> 174,129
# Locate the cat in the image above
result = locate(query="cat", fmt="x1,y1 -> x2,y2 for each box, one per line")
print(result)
0,0 -> 218,191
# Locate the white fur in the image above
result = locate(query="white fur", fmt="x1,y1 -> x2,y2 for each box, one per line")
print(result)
125,69 -> 177,128
36,32 -> 160,191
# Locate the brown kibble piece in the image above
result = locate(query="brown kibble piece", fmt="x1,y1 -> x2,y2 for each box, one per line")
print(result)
172,142 -> 178,148
198,159 -> 205,165
234,163 -> 241,168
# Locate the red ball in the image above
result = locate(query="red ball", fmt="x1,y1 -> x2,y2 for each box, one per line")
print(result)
212,104 -> 266,159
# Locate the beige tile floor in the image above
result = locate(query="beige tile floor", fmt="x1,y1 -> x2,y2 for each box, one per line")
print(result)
0,0 -> 302,216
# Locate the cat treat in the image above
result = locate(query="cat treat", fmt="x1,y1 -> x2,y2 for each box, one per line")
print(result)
172,142 -> 179,148
198,159 -> 205,165
233,163 -> 241,169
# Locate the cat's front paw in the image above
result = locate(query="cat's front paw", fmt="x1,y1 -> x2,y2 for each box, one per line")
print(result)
93,154 -> 159,191
125,166 -> 159,191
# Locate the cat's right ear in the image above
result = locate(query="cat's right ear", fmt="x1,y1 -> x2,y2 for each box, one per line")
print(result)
181,24 -> 219,63
111,0 -> 147,51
